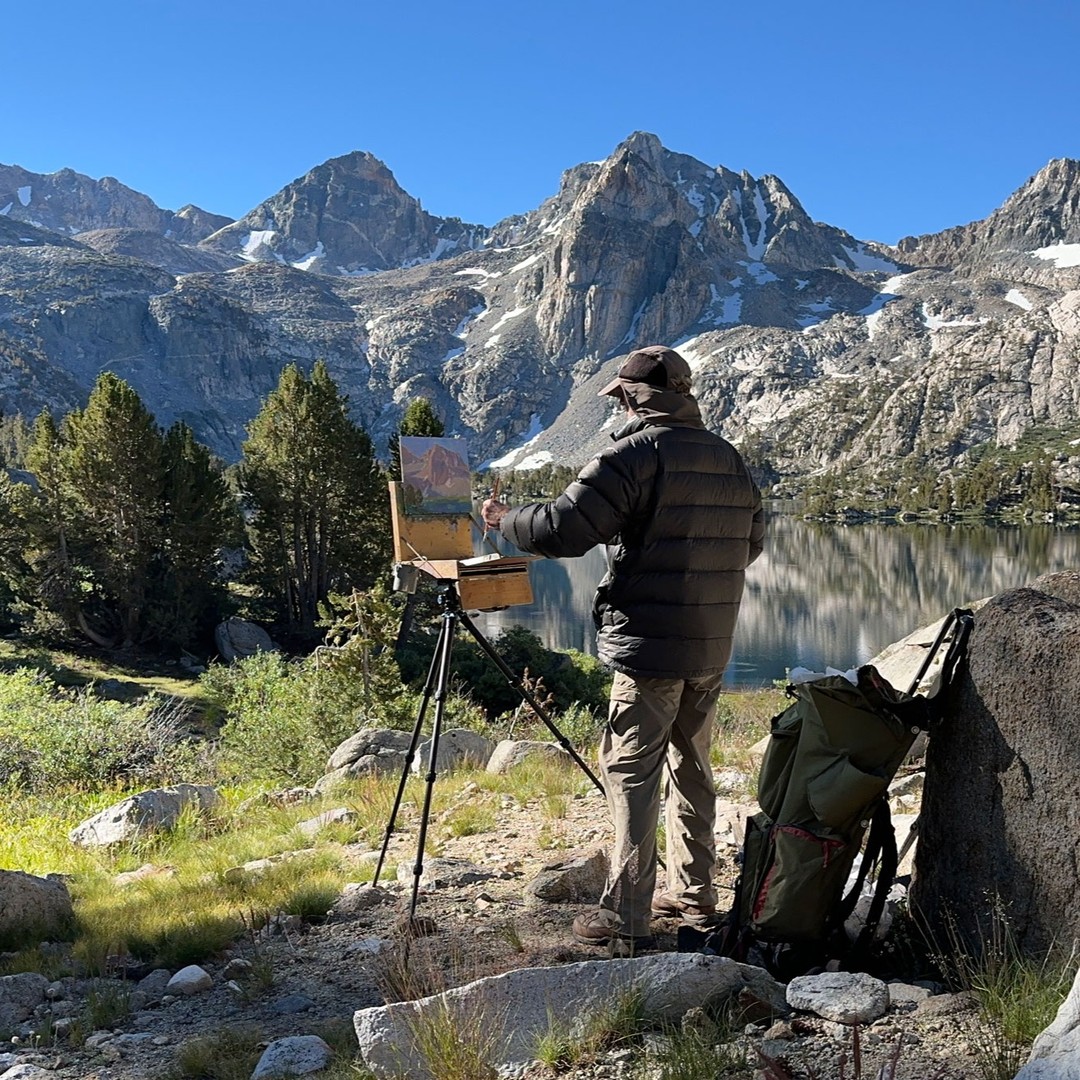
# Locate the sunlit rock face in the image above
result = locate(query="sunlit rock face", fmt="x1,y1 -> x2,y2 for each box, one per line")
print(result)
2,142 -> 1080,482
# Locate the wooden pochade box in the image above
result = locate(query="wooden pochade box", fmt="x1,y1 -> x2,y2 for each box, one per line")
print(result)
388,481 -> 534,611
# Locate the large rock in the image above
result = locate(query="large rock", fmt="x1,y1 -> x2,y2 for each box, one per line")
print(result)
1017,963 -> 1080,1079
486,739 -> 571,774
524,848 -> 609,905
326,728 -> 413,774
912,572 -> 1080,955
0,973 -> 48,1034
786,972 -> 890,1025
214,617 -> 277,662
68,784 -> 220,848
354,952 -> 785,1078
412,729 -> 495,774
0,871 -> 74,944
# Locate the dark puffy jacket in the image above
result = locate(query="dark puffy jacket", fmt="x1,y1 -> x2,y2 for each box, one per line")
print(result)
499,384 -> 765,679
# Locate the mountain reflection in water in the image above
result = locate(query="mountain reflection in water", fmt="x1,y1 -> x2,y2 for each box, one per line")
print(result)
474,515 -> 1080,688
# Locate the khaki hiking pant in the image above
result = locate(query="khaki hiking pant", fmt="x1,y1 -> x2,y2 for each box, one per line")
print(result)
598,670 -> 723,936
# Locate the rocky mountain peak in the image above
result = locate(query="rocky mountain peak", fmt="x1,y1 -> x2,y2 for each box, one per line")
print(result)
895,157 -> 1080,269
0,163 -> 231,242
199,150 -> 486,275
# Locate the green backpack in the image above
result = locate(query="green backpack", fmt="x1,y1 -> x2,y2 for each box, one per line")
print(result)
700,609 -> 973,975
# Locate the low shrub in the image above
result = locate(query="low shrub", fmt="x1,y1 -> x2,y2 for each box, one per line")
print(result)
0,668 -> 196,792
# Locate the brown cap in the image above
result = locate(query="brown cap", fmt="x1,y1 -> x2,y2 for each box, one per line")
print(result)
598,345 -> 693,397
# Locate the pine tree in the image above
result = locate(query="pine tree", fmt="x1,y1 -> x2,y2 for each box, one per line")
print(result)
240,362 -> 391,641
62,373 -> 165,646
0,472 -> 30,627
149,422 -> 239,647
389,397 -> 445,480
22,410 -> 86,636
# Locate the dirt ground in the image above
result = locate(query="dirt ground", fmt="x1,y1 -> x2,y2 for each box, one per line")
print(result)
8,765 -> 988,1079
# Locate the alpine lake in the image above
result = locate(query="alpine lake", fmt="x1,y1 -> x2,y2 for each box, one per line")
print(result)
474,512 -> 1080,688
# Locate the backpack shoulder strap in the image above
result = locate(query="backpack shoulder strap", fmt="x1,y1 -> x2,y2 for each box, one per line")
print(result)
835,800 -> 898,964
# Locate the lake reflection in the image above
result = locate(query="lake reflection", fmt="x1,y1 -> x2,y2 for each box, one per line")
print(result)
474,515 -> 1080,687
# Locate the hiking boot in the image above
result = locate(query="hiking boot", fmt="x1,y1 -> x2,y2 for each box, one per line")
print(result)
650,892 -> 719,926
572,908 -> 654,950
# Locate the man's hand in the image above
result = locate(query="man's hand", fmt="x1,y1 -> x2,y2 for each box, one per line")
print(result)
481,498 -> 509,529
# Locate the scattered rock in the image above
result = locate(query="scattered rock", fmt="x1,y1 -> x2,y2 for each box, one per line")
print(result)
296,807 -> 359,839
327,728 -> 413,773
486,739 -> 571,774
69,784 -> 219,847
787,972 -> 890,1025
413,728 -> 496,773
164,965 -> 212,996
0,871 -> 74,943
221,959 -> 254,981
134,969 -> 173,1004
887,981 -> 932,1008
214,617 -> 277,662
332,883 -> 394,915
270,992 -> 315,1015
0,973 -> 48,1032
1018,962 -> 1080,1078
524,847 -> 609,905
251,1034 -> 334,1079
911,990 -> 979,1018
113,863 -> 175,886
396,857 -> 497,890
0,1064 -> 52,1079
355,952 -> 784,1078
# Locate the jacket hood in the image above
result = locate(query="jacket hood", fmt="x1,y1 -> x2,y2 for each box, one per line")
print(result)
610,383 -> 705,440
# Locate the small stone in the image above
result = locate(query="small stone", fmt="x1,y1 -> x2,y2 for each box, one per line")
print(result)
763,1020 -> 795,1040
165,965 -> 212,996
270,993 -> 315,1015
251,1034 -> 333,1079
222,959 -> 254,980
787,972 -> 890,1025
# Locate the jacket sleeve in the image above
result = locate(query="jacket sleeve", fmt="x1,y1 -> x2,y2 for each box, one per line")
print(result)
746,480 -> 765,565
499,445 -> 649,559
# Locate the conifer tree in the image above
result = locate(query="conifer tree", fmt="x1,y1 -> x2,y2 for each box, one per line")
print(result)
62,373 -> 164,646
22,409 -> 86,635
150,422 -> 239,647
389,397 -> 445,480
240,361 -> 390,641
0,472 -> 30,627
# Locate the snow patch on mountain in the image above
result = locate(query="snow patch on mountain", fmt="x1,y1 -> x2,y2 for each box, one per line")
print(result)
241,230 -> 279,259
510,253 -> 543,274
489,307 -> 528,333
920,304 -> 986,330
840,243 -> 898,273
1004,289 -> 1033,310
17,186 -> 31,207
291,241 -> 325,271
1030,242 -> 1080,268
485,413 -> 548,469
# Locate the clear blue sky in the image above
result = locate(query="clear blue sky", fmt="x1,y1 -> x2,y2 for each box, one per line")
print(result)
3,0 -> 1077,244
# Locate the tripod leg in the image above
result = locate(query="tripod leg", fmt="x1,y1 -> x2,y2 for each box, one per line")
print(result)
407,609 -> 457,928
372,616 -> 446,886
458,608 -> 604,795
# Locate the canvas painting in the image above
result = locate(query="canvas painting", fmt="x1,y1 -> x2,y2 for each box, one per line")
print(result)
399,436 -> 473,516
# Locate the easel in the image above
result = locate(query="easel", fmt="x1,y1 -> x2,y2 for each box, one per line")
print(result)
372,483 -> 604,932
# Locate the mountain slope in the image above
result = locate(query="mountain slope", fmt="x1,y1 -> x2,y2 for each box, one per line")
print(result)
1,139 -> 1079,493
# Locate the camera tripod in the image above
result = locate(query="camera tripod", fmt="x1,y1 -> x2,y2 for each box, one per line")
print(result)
372,583 -> 604,929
